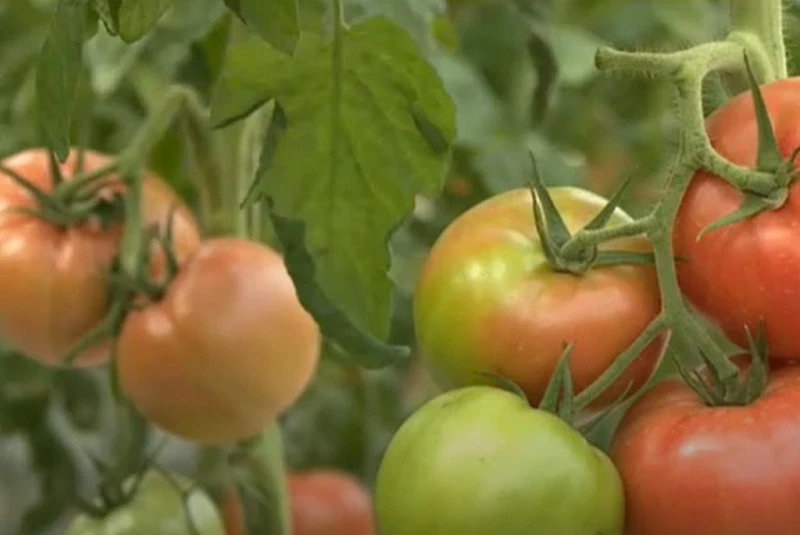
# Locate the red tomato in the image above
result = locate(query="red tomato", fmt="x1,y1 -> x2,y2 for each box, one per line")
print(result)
414,187 -> 663,409
674,77 -> 800,360
289,470 -> 374,535
0,148 -> 199,366
116,238 -> 321,444
611,364 -> 800,535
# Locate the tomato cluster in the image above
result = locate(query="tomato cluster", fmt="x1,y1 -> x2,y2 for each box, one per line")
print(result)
376,79 -> 800,535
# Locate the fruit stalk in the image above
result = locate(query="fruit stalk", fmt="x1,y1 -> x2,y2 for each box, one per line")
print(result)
729,0 -> 787,81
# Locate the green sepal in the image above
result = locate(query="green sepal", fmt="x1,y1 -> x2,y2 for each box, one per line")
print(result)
592,250 -> 655,268
671,345 -> 717,406
584,170 -> 637,232
476,372 -> 529,404
526,152 -> 573,250
741,321 -> 769,404
743,53 -> 783,174
538,343 -> 574,423
577,381 -> 634,437
697,188 -> 787,240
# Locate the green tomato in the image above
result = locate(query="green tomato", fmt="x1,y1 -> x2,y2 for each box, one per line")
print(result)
375,386 -> 624,535
66,471 -> 224,535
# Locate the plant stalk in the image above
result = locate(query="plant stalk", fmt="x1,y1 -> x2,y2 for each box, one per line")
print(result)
728,0 -> 787,81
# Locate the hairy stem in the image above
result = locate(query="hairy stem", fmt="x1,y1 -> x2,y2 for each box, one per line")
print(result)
728,0 -> 787,81
561,215 -> 653,258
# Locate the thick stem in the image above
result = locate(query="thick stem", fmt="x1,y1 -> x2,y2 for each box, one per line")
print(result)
728,0 -> 787,81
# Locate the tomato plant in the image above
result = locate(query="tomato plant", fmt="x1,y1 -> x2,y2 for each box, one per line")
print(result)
375,386 -> 624,535
611,363 -> 800,535
288,470 -> 374,535
414,187 -> 662,408
116,237 -> 321,444
674,77 -> 800,361
0,148 -> 200,367
66,471 -> 224,535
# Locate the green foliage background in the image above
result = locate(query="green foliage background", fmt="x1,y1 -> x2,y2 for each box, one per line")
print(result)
1,0 -> 800,533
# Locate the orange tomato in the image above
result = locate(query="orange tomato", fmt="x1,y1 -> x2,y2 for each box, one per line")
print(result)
116,238 -> 321,444
0,148 -> 199,366
289,470 -> 374,535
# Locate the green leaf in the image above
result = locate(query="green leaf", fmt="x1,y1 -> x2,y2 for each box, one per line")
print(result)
35,0 -> 97,161
224,0 -> 299,55
114,0 -> 172,42
211,38 -> 290,128
244,17 -> 455,336
265,201 -> 410,368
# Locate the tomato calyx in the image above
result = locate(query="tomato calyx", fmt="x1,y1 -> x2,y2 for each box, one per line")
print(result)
675,322 -> 770,406
0,149 -> 125,229
698,55 -> 800,238
526,155 -> 654,275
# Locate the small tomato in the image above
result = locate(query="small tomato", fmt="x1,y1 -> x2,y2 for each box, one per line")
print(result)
289,470 -> 374,535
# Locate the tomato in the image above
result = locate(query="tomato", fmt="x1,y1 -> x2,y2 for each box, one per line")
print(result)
288,470 -> 374,535
116,237 -> 321,444
611,364 -> 800,535
376,386 -> 624,535
414,187 -> 662,409
66,471 -> 224,535
674,77 -> 800,360
0,148 -> 200,367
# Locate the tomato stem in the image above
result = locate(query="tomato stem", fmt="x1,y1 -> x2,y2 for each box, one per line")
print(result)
561,214 -> 653,259
728,0 -> 787,82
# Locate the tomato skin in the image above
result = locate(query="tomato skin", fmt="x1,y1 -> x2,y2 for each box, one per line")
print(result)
674,77 -> 800,360
376,386 -> 624,535
612,364 -> 800,535
116,237 -> 321,444
66,471 -> 224,535
414,187 -> 663,409
0,148 -> 199,366
288,470 -> 374,535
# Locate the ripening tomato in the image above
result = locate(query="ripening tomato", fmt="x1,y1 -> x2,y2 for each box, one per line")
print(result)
0,148 -> 200,366
66,471 -> 224,535
288,470 -> 375,535
376,386 -> 624,535
116,237 -> 321,444
611,364 -> 800,535
674,77 -> 800,360
414,187 -> 663,409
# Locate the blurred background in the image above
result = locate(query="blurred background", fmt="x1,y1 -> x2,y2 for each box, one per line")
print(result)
2,0 -> 800,533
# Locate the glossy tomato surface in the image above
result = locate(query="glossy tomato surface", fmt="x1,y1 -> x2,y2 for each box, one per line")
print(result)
414,187 -> 662,408
611,364 -> 800,535
66,471 -> 224,535
674,77 -> 800,360
0,148 -> 199,366
116,237 -> 321,444
376,386 -> 624,535
289,470 -> 374,535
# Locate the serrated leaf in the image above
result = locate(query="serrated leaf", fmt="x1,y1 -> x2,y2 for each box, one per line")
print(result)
224,0 -> 299,55
211,38 -> 290,127
35,0 -> 96,161
247,17 -> 455,336
266,201 -> 411,368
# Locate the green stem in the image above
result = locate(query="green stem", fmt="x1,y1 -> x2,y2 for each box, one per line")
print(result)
574,312 -> 667,410
561,215 -> 653,258
728,0 -> 787,81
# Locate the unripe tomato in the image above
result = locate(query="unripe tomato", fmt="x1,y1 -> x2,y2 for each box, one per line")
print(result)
0,148 -> 200,366
66,471 -> 224,535
289,470 -> 374,535
376,386 -> 624,535
611,364 -> 800,535
674,77 -> 800,360
116,237 -> 321,444
414,187 -> 662,409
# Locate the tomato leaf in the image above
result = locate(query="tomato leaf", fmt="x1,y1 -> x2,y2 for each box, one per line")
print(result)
35,0 -> 97,162
266,200 -> 411,368
223,0 -> 299,55
215,17 -> 455,337
114,0 -> 172,42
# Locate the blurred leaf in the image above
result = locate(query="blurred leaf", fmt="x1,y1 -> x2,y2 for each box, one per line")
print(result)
109,0 -> 172,42
85,24 -> 149,96
548,25 -> 605,85
223,0 -> 300,55
35,0 -> 97,161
